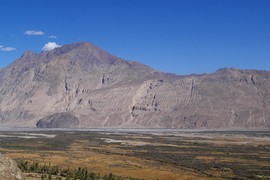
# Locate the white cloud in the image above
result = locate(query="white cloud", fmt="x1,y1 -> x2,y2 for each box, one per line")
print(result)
49,35 -> 57,39
0,45 -> 16,52
42,42 -> 61,51
24,30 -> 45,36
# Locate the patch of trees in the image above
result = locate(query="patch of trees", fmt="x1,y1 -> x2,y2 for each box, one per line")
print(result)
17,160 -> 142,180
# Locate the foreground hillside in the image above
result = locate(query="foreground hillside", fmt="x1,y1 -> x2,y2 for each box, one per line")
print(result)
0,42 -> 269,128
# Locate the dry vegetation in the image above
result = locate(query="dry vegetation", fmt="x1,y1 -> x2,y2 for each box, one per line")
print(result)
0,130 -> 270,179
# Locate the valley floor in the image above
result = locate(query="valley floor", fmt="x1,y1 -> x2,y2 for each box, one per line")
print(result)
0,129 -> 270,179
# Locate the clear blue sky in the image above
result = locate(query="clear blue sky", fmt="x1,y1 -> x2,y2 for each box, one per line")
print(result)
0,0 -> 269,75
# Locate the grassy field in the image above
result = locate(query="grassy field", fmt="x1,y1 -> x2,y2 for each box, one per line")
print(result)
0,129 -> 270,179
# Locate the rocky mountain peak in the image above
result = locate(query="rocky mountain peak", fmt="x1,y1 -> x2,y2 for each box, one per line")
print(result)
44,42 -> 122,65
17,51 -> 37,64
21,50 -> 36,59
43,42 -> 93,55
12,42 -> 123,68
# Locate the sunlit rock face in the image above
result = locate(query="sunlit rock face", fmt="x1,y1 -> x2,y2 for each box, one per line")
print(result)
0,42 -> 270,129
0,153 -> 24,180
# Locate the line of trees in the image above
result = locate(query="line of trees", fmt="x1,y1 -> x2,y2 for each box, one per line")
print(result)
17,160 -> 142,180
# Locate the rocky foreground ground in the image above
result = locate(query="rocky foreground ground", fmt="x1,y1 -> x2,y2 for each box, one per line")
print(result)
0,153 -> 24,180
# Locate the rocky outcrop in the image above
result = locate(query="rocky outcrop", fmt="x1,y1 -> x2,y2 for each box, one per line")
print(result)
36,112 -> 79,128
0,42 -> 270,129
0,154 -> 24,180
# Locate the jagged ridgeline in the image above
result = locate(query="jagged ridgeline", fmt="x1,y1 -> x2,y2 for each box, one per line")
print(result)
0,42 -> 270,128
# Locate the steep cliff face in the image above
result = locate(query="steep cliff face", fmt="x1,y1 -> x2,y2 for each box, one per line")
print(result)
0,154 -> 24,180
0,42 -> 269,129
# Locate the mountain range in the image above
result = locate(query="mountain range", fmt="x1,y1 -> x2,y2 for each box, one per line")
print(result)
0,42 -> 269,129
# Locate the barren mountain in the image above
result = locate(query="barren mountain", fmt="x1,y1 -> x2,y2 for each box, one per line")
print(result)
0,42 -> 269,129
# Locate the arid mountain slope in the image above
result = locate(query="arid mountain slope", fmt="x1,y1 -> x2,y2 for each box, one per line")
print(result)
0,42 -> 269,129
